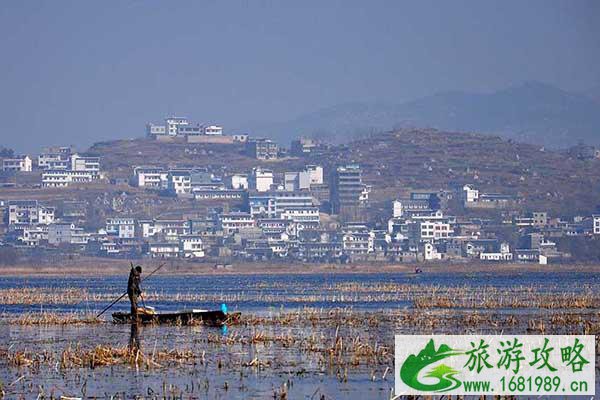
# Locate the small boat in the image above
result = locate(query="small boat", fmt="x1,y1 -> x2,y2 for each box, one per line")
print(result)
112,307 -> 239,327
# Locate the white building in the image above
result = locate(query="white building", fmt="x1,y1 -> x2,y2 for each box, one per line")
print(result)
70,154 -> 100,173
248,191 -> 315,219
139,219 -> 190,239
147,242 -> 180,258
20,225 -> 49,247
179,235 -> 205,258
280,206 -> 320,223
227,174 -> 248,190
305,165 -> 324,185
146,123 -> 167,138
423,242 -> 443,260
165,117 -> 189,136
167,170 -> 192,195
48,223 -> 89,246
218,212 -> 255,235
480,242 -> 513,261
249,168 -> 274,192
2,156 -> 32,172
38,147 -> 73,169
133,166 -> 168,188
463,185 -> 479,203
392,200 -> 403,218
409,211 -> 454,242
204,125 -> 223,135
342,223 -> 374,256
42,170 -> 96,187
233,134 -> 249,143
7,200 -> 55,226
593,215 -> 600,235
284,171 -> 311,191
105,217 -> 136,238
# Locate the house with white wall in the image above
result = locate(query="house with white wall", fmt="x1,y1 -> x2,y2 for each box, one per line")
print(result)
133,166 -> 168,188
249,168 -> 273,192
2,156 -> 32,172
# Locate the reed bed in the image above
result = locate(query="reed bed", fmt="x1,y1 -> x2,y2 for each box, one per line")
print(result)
7,344 -> 195,370
2,284 -> 599,310
4,308 -> 598,372
10,312 -> 101,325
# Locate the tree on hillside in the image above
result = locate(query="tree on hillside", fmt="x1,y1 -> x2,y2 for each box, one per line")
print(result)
0,147 -> 14,158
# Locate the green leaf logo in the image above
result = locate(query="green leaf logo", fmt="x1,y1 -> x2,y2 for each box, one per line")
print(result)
400,339 -> 463,392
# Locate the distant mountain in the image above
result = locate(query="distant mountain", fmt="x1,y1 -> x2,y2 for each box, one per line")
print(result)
243,82 -> 600,148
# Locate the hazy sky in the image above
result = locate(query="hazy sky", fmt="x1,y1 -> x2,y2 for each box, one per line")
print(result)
1,0 -> 599,153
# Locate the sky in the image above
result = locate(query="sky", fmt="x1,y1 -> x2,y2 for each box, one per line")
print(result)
0,0 -> 599,153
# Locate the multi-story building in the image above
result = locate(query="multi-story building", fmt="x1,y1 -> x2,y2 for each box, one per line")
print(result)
408,211 -> 454,243
105,217 -> 136,238
204,125 -> 223,135
218,212 -> 255,235
147,117 -> 225,139
62,200 -> 87,223
2,156 -> 32,172
392,199 -> 431,218
480,242 -> 513,261
280,206 -> 320,232
532,212 -> 548,228
248,191 -> 315,218
462,185 -> 479,203
146,242 -> 181,258
291,137 -> 319,156
226,174 -> 248,190
146,123 -> 167,138
179,235 -> 205,258
341,223 -> 374,258
249,168 -> 273,192
6,200 -> 55,227
177,125 -> 203,136
246,138 -> 278,160
165,117 -> 189,136
280,206 -> 320,223
70,154 -> 100,173
38,146 -> 73,169
305,165 -> 324,185
48,223 -> 90,246
330,164 -> 366,218
20,225 -> 49,247
42,170 -> 97,187
139,219 -> 190,239
45,159 -> 71,170
167,170 -> 192,195
132,166 -> 168,188
284,171 -> 311,191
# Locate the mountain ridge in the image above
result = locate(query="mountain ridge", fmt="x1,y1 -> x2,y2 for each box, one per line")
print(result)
239,81 -> 600,148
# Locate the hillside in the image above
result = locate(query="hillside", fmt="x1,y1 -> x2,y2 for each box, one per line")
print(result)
86,138 -> 308,178
242,82 -> 600,149
331,129 -> 600,216
86,129 -> 600,216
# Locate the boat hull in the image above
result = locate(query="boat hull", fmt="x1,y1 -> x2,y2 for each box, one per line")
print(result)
112,310 -> 233,327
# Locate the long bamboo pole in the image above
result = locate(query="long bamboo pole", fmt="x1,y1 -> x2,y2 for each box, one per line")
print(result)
96,262 -> 166,318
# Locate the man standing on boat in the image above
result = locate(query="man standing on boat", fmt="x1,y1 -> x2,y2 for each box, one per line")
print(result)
127,265 -> 143,322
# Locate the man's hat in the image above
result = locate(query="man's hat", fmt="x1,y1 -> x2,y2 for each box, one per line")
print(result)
135,265 -> 142,273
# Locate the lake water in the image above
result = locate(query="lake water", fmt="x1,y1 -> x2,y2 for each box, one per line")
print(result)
1,271 -> 598,399
1,270 -> 598,315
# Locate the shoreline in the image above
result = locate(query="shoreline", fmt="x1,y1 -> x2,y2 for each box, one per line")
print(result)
1,257 -> 599,277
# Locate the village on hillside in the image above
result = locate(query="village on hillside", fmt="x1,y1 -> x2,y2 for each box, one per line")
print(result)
1,116 -> 600,267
